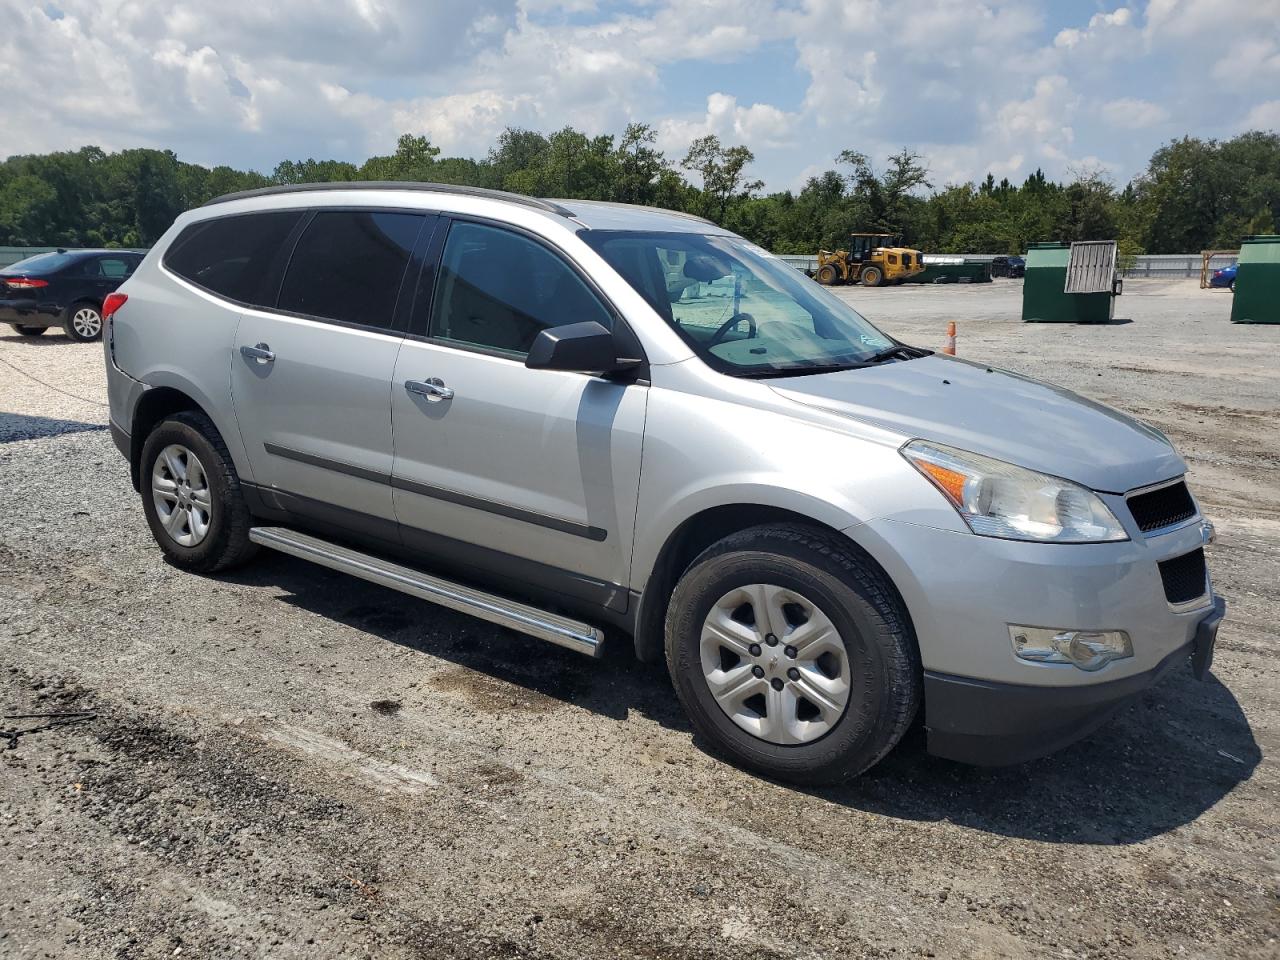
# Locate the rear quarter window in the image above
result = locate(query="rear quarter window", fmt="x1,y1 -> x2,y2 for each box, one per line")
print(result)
276,210 -> 425,330
163,211 -> 305,307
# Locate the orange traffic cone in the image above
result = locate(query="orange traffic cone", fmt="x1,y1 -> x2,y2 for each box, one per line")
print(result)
943,321 -> 956,355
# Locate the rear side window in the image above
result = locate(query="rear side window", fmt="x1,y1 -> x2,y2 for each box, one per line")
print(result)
278,210 -> 425,330
428,221 -> 612,356
164,211 -> 304,306
98,258 -> 131,278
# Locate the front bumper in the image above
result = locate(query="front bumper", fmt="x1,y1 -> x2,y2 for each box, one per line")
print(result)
923,596 -> 1225,765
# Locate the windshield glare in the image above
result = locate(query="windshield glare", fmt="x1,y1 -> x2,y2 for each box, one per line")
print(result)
583,230 -> 894,376
2,252 -> 77,274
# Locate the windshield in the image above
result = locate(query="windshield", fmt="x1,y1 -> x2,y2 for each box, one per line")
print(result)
1,252 -> 77,274
581,230 -> 896,377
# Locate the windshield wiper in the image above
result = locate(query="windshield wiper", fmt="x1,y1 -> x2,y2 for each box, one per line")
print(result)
733,345 -> 931,380
865,344 -> 928,364
735,361 -> 870,380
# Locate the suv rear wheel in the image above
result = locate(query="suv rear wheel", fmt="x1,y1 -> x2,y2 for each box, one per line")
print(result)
139,411 -> 257,572
665,524 -> 920,784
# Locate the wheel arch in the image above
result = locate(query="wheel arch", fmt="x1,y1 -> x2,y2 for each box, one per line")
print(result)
127,386 -> 215,491
631,503 -> 915,665
66,295 -> 104,314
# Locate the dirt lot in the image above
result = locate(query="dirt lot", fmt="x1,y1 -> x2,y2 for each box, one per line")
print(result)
1,278 -> 1277,959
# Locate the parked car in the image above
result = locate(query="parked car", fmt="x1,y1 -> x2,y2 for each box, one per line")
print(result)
1,249 -> 144,341
1209,263 -> 1237,290
990,255 -> 1026,278
103,184 -> 1224,784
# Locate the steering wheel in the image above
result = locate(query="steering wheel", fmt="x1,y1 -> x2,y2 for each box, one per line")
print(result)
707,312 -> 757,348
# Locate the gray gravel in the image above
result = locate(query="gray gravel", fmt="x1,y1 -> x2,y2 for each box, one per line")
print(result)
1,280 -> 1277,959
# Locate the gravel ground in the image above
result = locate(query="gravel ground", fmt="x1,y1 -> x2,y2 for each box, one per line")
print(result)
1,279 -> 1277,959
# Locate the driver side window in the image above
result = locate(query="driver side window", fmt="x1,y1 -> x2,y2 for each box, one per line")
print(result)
428,221 -> 612,357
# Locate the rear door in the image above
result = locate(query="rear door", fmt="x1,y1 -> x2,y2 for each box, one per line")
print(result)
231,209 -> 434,536
389,219 -> 647,610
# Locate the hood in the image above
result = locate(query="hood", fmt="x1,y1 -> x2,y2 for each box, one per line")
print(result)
769,355 -> 1183,493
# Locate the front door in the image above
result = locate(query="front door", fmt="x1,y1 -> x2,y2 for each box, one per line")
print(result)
231,209 -> 431,534
390,219 -> 647,611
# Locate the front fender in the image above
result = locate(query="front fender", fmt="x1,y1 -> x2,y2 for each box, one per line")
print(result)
629,383 -> 966,591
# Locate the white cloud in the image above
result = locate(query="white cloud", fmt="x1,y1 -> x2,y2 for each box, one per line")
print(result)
1101,98 -> 1171,129
1211,38 -> 1280,83
0,0 -> 1278,195
1242,100 -> 1280,130
657,93 -> 796,157
1145,0 -> 1280,42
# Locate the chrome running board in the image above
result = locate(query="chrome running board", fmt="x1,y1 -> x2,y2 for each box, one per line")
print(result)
249,526 -> 605,657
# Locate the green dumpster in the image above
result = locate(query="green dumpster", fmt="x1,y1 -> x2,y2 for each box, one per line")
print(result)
1230,235 -> 1280,324
1022,241 -> 1121,323
903,258 -> 993,284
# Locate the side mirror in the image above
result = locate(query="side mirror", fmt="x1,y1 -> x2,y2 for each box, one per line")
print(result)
526,321 -> 634,375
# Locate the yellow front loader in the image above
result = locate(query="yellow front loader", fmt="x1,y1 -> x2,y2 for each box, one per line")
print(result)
813,233 -> 925,287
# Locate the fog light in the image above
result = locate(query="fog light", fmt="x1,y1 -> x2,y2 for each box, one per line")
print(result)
1009,626 -> 1133,672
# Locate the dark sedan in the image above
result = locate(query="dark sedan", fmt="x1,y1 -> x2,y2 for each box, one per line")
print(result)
1,249 -> 144,341
990,255 -> 1026,278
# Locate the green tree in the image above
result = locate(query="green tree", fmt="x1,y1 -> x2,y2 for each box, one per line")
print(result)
680,135 -> 763,222
359,133 -> 441,181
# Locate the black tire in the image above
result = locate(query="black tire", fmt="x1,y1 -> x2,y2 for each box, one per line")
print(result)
861,265 -> 884,287
665,524 -> 921,785
139,411 -> 258,573
10,324 -> 47,337
63,301 -> 103,342
1230,279 -> 1236,293
815,264 -> 840,286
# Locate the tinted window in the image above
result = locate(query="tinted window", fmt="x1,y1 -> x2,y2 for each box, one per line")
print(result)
278,210 -> 424,329
429,221 -> 612,356
164,211 -> 304,306
97,258 -> 131,278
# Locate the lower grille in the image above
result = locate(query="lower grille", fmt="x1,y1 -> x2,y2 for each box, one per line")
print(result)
1127,480 -> 1196,533
1158,548 -> 1207,605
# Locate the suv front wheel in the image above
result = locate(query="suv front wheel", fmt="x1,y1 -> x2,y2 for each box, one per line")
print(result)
665,524 -> 920,784
139,411 -> 257,572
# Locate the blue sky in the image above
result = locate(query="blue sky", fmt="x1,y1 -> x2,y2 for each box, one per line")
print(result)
4,1 -> 1279,192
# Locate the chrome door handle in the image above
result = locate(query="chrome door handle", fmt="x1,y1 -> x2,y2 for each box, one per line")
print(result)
240,343 -> 275,364
405,377 -> 454,402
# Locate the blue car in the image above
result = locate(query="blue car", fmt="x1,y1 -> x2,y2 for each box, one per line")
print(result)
1209,263 -> 1237,290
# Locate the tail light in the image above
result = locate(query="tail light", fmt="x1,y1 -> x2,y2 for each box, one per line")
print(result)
102,292 -> 128,320
4,277 -> 49,289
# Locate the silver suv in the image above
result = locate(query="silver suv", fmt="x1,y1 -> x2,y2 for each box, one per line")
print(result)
103,183 -> 1224,783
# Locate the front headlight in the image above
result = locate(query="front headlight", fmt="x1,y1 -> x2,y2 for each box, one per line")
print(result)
901,440 -> 1127,543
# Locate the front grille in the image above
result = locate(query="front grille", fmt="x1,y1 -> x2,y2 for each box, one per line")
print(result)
1158,548 -> 1207,605
1127,480 -> 1196,533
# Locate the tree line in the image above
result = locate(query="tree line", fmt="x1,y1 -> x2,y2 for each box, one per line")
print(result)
1,124 -> 1277,256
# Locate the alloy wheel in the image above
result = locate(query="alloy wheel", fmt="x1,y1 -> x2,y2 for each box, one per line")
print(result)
699,583 -> 852,745
71,307 -> 102,339
151,444 -> 213,547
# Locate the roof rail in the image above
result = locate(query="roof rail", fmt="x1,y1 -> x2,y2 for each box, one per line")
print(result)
552,198 -> 717,227
201,181 -> 577,218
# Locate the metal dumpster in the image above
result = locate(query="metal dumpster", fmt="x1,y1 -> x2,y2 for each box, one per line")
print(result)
1230,235 -> 1280,324
1022,241 -> 1122,323
904,257 -> 993,284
